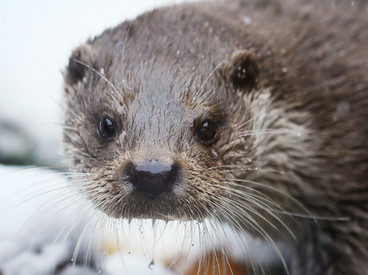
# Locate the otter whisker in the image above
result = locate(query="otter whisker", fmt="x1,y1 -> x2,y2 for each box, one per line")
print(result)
121,21 -> 134,83
1,180 -> 87,217
239,129 -> 300,137
209,198 -> 290,275
230,178 -> 317,223
236,107 -> 267,129
223,181 -> 350,222
180,192 -> 221,273
195,63 -> 222,99
205,200 -> 270,275
225,195 -> 295,241
261,209 -> 351,221
213,182 -> 286,214
190,192 -> 257,275
71,219 -> 93,266
73,60 -> 121,97
211,165 -> 290,179
212,190 -> 293,240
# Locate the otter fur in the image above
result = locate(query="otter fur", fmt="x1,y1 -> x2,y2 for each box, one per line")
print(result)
63,0 -> 368,274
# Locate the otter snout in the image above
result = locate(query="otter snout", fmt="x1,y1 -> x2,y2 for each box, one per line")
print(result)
124,160 -> 180,198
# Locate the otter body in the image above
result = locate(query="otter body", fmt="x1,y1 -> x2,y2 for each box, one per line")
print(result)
63,1 -> 368,274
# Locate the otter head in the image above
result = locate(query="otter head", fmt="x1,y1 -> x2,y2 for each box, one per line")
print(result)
63,16 -> 311,239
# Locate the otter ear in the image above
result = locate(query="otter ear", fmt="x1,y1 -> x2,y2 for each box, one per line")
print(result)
64,43 -> 95,85
221,50 -> 259,92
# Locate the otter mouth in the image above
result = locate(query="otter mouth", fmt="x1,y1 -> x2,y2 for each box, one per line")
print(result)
111,191 -> 192,220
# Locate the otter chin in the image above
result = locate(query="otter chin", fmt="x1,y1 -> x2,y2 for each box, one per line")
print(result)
63,0 -> 368,274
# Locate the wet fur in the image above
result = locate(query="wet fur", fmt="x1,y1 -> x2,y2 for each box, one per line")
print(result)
63,1 -> 368,274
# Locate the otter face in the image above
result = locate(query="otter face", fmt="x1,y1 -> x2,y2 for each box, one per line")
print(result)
62,16 -> 311,238
61,29 -> 265,222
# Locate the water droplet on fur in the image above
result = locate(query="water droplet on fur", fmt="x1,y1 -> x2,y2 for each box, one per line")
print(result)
149,260 -> 154,269
99,68 -> 104,75
70,257 -> 74,262
211,149 -> 218,157
243,16 -> 252,25
80,160 -> 84,163
176,50 -> 181,55
296,132 -> 302,137
351,1 -> 355,6
282,67 -> 288,73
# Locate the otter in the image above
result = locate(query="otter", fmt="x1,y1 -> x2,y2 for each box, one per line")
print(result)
62,0 -> 368,274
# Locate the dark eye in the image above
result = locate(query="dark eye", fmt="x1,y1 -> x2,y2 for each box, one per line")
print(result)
196,120 -> 218,146
98,116 -> 116,139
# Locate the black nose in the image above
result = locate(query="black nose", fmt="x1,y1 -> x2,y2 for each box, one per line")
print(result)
124,160 -> 180,198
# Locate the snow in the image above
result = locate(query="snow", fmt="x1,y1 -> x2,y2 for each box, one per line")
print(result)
0,166 -> 97,274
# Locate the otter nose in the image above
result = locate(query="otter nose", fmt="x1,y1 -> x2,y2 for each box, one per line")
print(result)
125,160 -> 179,198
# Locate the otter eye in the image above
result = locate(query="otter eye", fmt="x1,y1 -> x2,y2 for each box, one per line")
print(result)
98,116 -> 116,139
196,120 -> 218,146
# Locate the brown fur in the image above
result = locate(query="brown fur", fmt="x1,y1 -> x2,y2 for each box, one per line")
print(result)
63,1 -> 368,274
